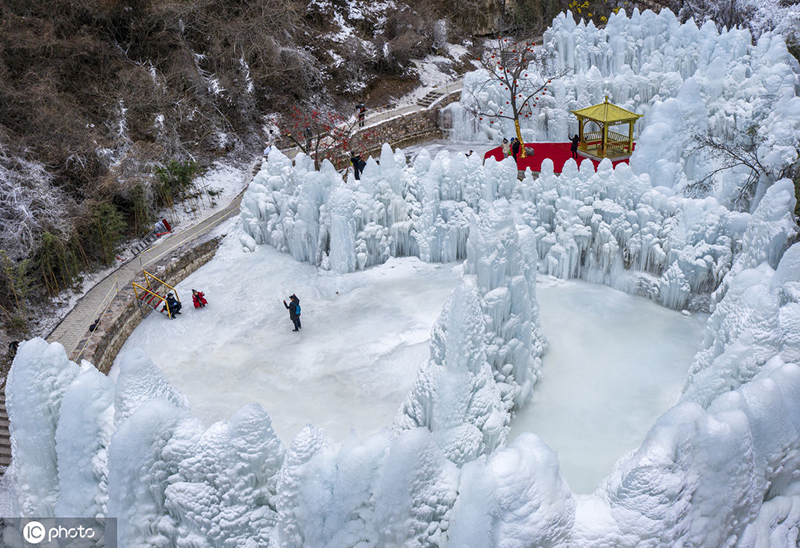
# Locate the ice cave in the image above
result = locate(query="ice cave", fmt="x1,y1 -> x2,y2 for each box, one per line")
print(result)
4,8 -> 800,547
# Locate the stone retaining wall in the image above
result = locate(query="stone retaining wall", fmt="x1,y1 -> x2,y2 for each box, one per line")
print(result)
74,236 -> 223,373
333,93 -> 461,169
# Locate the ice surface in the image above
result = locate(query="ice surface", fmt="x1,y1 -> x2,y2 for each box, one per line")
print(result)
508,277 -> 707,493
114,245 -> 461,444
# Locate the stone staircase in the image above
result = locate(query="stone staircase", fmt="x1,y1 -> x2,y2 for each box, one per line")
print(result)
0,388 -> 11,473
417,90 -> 444,108
129,228 -> 161,256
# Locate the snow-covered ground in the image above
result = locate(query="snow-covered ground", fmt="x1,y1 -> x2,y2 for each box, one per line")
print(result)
509,277 -> 707,493
112,243 -> 461,443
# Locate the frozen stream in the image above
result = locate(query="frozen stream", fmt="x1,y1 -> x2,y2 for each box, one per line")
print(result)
115,236 -> 706,490
511,278 -> 707,493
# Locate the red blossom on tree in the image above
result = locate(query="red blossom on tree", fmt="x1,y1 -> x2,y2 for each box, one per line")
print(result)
284,106 -> 377,171
465,37 -> 569,158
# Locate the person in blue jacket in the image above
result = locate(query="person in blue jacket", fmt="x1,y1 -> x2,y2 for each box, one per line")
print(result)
283,294 -> 301,331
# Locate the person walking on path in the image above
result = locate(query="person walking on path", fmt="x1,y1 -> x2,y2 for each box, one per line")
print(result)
570,134 -> 580,160
357,103 -> 366,127
283,294 -> 302,331
192,289 -> 208,308
511,138 -> 521,162
501,138 -> 510,157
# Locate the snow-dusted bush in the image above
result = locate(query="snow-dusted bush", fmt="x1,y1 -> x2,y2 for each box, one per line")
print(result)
0,144 -> 72,261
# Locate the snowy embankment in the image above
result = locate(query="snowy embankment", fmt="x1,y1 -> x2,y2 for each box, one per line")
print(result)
4,8 -> 800,546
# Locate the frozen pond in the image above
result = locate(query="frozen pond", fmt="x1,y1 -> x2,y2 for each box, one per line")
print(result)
115,237 -> 706,491
113,242 -> 461,444
510,277 -> 707,493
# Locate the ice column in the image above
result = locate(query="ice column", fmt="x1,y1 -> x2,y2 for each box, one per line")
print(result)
394,281 -> 508,464
464,199 -> 544,409
6,338 -> 80,517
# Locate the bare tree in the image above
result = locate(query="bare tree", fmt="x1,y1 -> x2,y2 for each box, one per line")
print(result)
688,126 -> 799,211
284,106 -> 376,171
464,36 -> 570,157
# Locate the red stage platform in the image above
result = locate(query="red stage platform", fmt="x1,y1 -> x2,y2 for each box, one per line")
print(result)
484,142 -> 632,173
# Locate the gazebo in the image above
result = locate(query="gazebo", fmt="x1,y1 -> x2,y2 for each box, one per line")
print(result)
571,97 -> 643,160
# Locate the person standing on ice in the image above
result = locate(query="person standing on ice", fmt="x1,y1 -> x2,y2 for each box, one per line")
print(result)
283,294 -> 301,331
570,134 -> 580,159
350,151 -> 365,180
501,137 -> 510,157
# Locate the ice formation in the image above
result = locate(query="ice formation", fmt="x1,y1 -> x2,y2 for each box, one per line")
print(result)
395,201 -> 545,463
452,7 -> 800,211
243,143 -> 796,314
5,8 -> 800,547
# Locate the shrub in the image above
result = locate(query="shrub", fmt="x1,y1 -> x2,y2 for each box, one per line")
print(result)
91,202 -> 126,266
154,160 -> 202,209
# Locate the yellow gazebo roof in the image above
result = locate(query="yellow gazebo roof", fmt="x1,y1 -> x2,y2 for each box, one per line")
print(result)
570,97 -> 642,123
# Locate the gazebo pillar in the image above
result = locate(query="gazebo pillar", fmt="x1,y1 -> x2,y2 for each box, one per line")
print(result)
628,120 -> 634,153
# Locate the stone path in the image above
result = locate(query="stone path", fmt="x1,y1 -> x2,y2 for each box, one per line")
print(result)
46,192 -> 245,360
0,392 -> 9,473
361,81 -> 462,128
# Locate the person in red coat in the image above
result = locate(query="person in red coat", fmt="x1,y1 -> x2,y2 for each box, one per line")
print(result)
192,289 -> 208,308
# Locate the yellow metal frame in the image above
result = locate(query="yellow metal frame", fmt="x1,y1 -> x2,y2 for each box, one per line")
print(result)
131,270 -> 180,318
